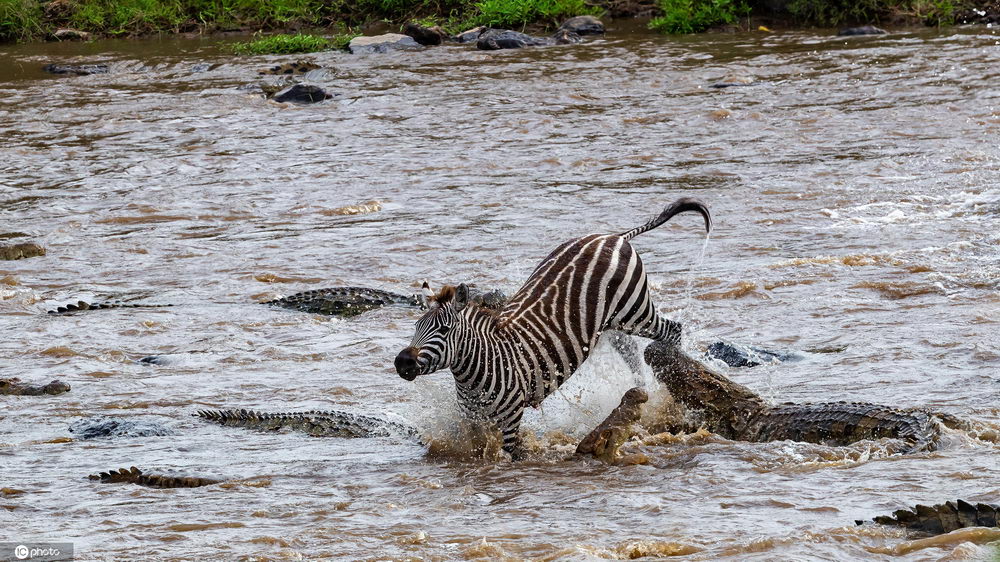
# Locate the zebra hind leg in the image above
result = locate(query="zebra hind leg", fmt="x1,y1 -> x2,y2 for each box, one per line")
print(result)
620,315 -> 682,347
607,331 -> 644,385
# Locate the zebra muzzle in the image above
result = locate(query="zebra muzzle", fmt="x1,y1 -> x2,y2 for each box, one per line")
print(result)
394,347 -> 422,381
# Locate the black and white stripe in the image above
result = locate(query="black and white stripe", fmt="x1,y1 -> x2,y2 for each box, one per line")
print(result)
395,198 -> 712,456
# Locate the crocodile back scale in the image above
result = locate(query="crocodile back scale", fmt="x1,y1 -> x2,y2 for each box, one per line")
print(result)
89,466 -> 220,488
741,402 -> 939,453
195,409 -> 420,439
261,286 -> 421,315
860,500 -> 999,535
47,300 -> 174,314
394,198 -> 712,455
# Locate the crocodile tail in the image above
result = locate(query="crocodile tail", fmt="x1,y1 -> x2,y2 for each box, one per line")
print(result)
861,500 -> 999,535
619,197 -> 712,241
88,466 -> 220,488
47,300 -> 174,314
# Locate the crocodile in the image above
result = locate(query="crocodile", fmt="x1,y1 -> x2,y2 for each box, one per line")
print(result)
576,387 -> 649,464
858,499 -> 999,535
195,408 -> 420,439
47,286 -> 423,316
0,242 -> 45,260
0,377 -> 70,396
643,340 -> 944,453
89,466 -> 221,488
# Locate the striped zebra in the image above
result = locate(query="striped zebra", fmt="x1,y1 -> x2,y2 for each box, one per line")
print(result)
394,198 -> 712,457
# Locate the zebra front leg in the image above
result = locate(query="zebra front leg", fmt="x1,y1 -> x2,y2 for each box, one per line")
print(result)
501,411 -> 527,461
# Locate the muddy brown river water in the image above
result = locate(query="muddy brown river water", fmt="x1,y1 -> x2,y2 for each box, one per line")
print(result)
1,22 -> 999,560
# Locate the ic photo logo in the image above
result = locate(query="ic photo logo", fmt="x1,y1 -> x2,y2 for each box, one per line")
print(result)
2,542 -> 72,561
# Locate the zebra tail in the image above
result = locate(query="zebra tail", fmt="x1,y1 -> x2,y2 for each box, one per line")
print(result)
619,197 -> 712,241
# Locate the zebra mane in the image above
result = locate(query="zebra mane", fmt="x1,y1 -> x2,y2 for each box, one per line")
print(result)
430,284 -> 502,317
431,285 -> 457,304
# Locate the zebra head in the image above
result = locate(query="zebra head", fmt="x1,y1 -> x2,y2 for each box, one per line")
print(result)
395,281 -> 471,381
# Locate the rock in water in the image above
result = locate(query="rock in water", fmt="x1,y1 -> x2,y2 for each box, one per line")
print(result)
558,15 -> 605,35
838,25 -> 887,36
51,28 -> 91,41
348,34 -> 424,54
404,23 -> 448,46
258,61 -> 321,75
476,29 -> 554,50
551,29 -> 583,45
271,84 -> 333,104
453,26 -> 487,44
711,74 -> 755,88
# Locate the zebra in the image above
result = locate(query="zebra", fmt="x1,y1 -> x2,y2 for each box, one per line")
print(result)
394,198 -> 712,457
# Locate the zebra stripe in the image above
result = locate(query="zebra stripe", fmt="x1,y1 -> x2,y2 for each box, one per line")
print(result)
394,197 -> 712,456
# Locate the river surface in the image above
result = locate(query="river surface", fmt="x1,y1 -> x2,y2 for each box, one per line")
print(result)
1,22 -> 999,561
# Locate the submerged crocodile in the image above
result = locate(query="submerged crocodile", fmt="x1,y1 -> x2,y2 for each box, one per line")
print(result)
644,340 -> 947,453
1,377 -> 70,396
195,409 -> 420,439
859,500 -> 999,535
0,242 -> 46,260
89,467 -> 221,488
47,286 -> 423,316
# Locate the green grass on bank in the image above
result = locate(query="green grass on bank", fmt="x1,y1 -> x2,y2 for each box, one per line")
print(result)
0,0 -> 980,42
230,32 -> 329,54
228,31 -> 361,54
649,0 -> 748,33
0,0 -> 43,41
472,0 -> 600,28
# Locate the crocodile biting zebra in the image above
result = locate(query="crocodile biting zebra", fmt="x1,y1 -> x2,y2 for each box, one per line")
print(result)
643,340 -> 956,453
89,466 -> 221,488
576,387 -> 649,464
394,198 -> 713,457
1,377 -> 70,396
858,499 -> 999,535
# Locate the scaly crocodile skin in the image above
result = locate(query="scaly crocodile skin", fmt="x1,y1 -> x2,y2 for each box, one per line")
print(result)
644,340 -> 942,453
46,286 -> 419,315
89,466 -> 220,488
195,408 -> 420,439
0,377 -> 70,395
860,499 -> 999,534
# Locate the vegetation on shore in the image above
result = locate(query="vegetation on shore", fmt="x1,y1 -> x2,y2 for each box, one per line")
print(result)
782,0 -> 964,26
0,0 -> 987,43
229,31 -> 360,54
649,0 -> 749,34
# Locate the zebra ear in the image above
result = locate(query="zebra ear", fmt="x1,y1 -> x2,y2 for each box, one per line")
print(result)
454,283 -> 470,311
419,281 -> 435,309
